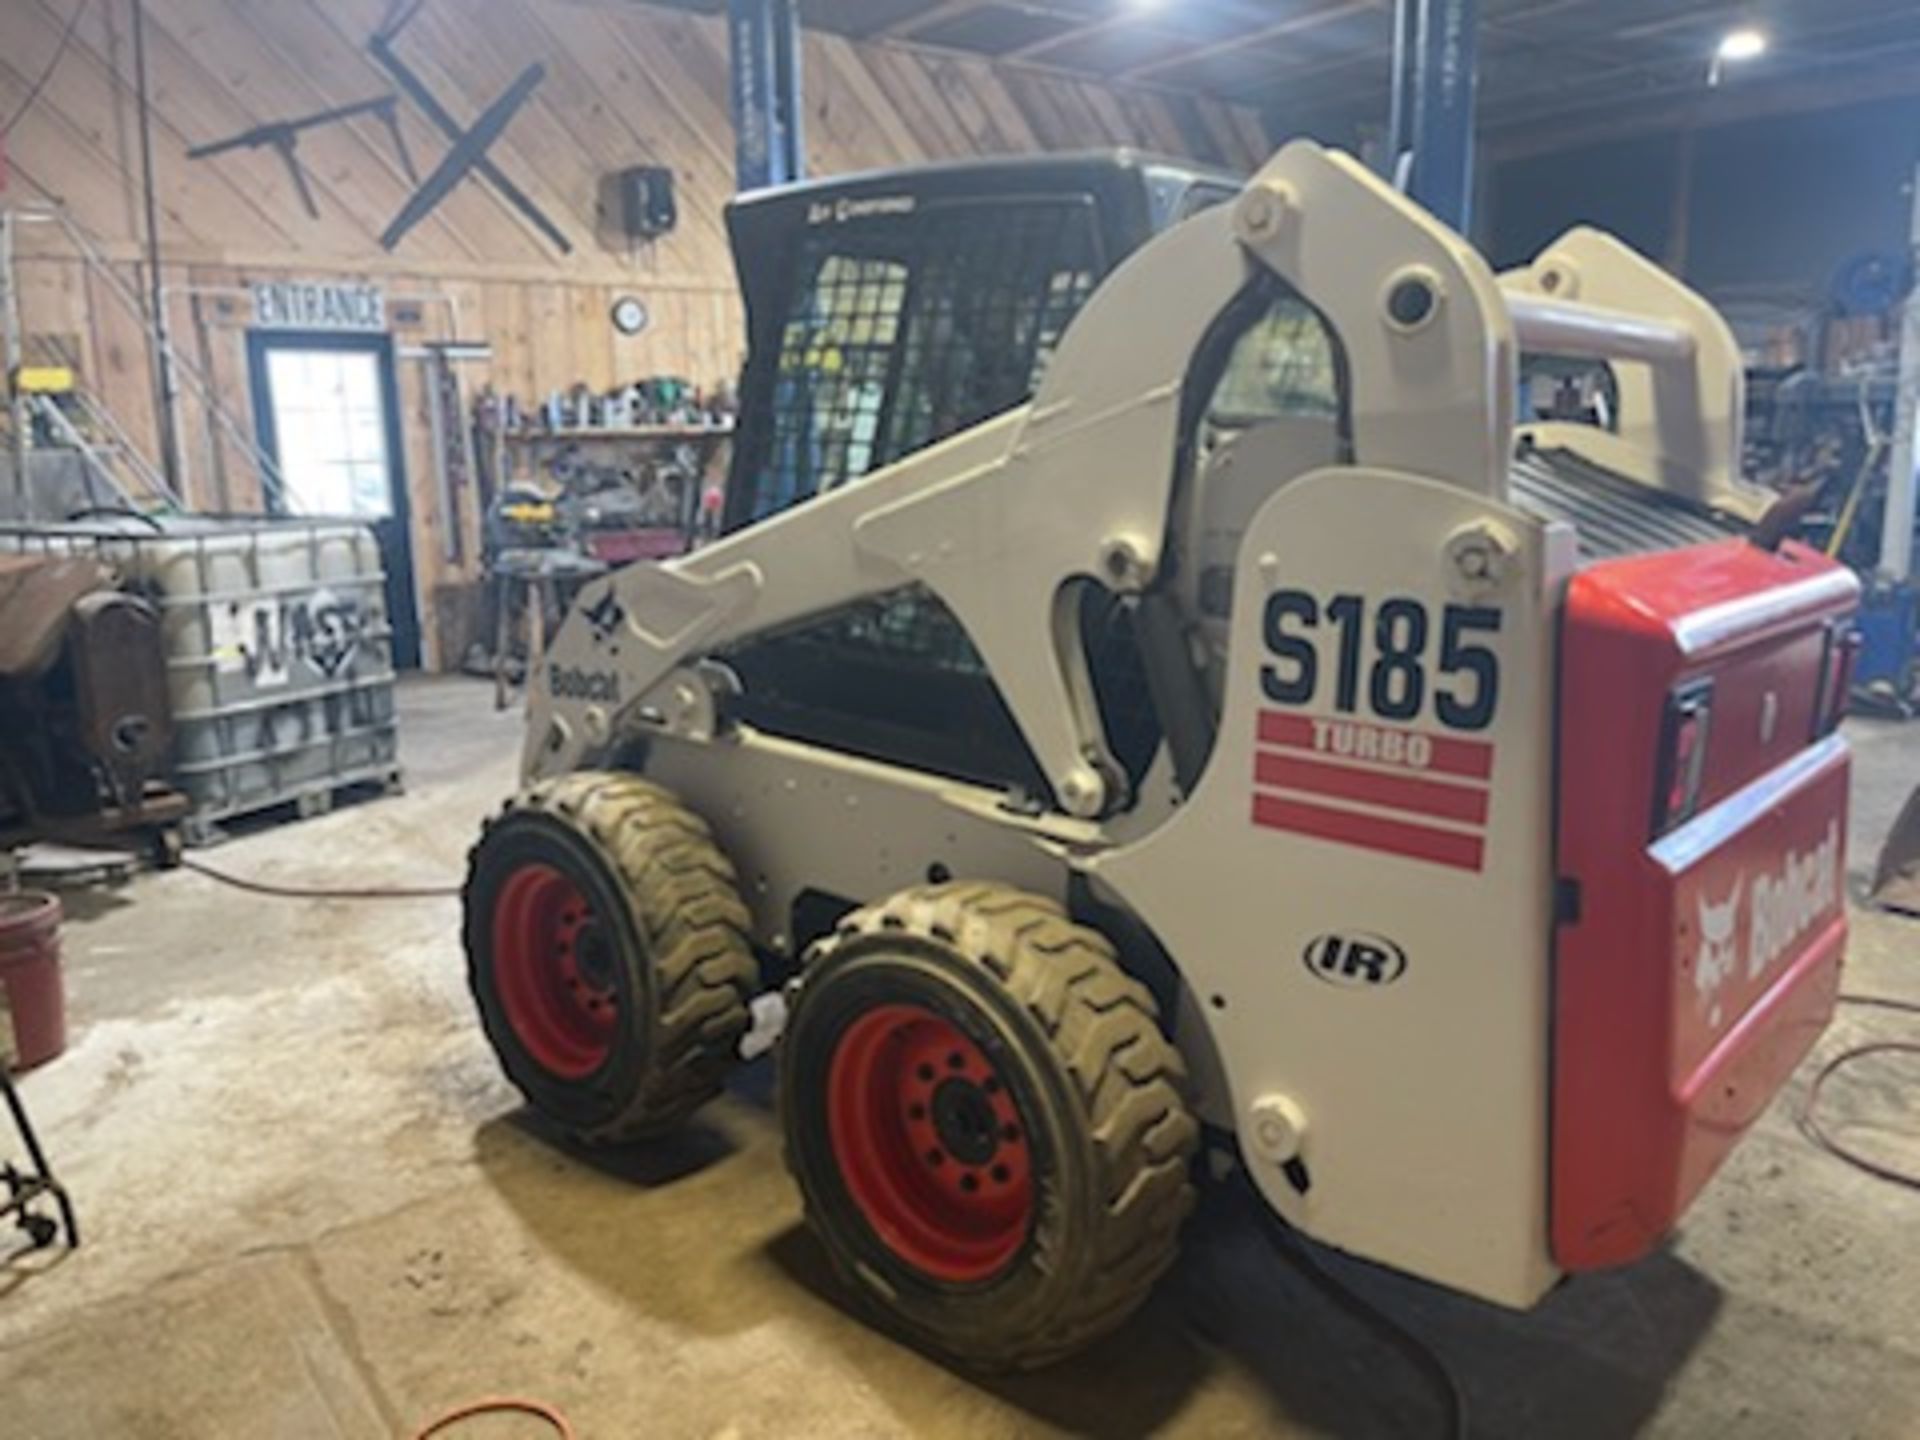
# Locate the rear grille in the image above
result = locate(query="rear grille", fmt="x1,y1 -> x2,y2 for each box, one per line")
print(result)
1508,444 -> 1743,562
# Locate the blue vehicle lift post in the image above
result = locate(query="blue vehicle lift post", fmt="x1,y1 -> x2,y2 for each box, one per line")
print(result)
1386,0 -> 1479,234
728,0 -> 805,192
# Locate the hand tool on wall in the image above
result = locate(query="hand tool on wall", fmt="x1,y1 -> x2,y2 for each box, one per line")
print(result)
403,340 -> 492,565
187,96 -> 418,221
377,62 -> 553,252
368,6 -> 572,255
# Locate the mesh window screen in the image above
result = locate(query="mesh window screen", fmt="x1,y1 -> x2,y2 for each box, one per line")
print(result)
739,198 -> 1101,526
761,255 -> 907,516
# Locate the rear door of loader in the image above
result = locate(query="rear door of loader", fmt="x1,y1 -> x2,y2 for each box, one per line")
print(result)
1552,537 -> 1858,1269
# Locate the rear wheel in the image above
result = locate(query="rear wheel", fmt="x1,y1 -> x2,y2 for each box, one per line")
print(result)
780,882 -> 1198,1369
464,771 -> 757,1143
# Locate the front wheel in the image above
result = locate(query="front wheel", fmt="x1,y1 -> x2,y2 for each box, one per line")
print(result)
779,882 -> 1198,1369
463,771 -> 758,1143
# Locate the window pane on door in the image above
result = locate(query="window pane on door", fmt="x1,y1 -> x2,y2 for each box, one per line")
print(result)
264,348 -> 392,519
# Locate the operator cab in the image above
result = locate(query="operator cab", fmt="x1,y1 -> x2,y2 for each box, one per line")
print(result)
721,151 -> 1242,532
716,153 -> 1239,794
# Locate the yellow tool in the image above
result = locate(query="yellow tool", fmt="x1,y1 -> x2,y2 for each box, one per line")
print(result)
12,366 -> 74,395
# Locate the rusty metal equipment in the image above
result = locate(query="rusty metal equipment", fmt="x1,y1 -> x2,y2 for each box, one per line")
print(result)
0,553 -> 184,857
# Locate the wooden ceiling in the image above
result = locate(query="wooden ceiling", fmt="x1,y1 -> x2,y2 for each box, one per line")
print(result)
634,0 -> 1920,149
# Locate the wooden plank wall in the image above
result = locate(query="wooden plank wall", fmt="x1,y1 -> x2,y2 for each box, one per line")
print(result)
0,0 -> 1270,666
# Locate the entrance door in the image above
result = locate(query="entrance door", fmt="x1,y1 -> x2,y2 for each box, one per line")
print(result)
248,331 -> 422,668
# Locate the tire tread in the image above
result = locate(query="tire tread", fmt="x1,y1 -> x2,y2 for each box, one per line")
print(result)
474,771 -> 757,1143
794,882 -> 1198,1369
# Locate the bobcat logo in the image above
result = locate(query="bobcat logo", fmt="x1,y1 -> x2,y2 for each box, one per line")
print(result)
1693,879 -> 1742,1030
1688,826 -> 1841,1035
583,588 -> 625,645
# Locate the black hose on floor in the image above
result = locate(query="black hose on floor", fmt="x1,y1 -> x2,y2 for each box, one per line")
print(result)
176,854 -> 459,901
1234,1175 -> 1468,1440
1798,993 -> 1920,1191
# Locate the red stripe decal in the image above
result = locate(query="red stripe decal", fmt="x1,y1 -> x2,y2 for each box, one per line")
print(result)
1251,793 -> 1487,872
1254,751 -> 1490,826
1257,711 -> 1494,781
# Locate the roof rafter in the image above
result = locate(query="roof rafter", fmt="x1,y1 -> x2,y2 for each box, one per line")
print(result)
1119,0 -> 1385,83
879,0 -> 995,41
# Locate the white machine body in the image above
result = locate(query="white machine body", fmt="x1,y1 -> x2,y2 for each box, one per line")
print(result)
519,142 -> 1847,1308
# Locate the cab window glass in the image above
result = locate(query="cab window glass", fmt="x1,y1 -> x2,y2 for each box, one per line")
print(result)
1206,297 -> 1340,428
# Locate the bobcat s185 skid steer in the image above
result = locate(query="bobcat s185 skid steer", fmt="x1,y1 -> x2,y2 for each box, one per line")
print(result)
463,141 -> 1859,1368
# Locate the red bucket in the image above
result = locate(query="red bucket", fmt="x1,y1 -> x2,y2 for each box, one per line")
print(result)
0,891 -> 65,1072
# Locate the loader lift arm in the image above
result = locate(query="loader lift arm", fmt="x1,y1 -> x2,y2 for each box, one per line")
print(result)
523,142 -> 1753,823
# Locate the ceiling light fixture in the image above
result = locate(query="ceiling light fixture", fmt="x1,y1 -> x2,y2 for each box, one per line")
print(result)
1709,27 -> 1768,85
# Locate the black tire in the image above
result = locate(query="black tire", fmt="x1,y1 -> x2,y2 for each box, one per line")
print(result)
779,881 -> 1198,1369
464,771 -> 758,1143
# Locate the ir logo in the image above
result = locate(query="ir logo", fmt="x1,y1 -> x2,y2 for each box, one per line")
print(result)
1302,932 -> 1409,989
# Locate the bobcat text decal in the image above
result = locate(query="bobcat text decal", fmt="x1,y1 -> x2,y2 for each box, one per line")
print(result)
1693,821 -> 1841,1029
548,665 -> 621,703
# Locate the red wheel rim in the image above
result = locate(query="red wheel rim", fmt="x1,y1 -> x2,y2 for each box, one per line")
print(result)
491,862 -> 619,1080
825,1002 -> 1035,1283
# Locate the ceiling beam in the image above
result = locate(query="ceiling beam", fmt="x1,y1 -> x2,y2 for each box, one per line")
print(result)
1004,12 -> 1129,62
1486,46 -> 1920,160
881,0 -> 996,41
1480,5 -> 1920,132
1150,0 -> 1625,112
1119,0 -> 1385,83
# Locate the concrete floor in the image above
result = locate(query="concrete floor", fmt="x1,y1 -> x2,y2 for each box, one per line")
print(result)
2,676 -> 1918,1438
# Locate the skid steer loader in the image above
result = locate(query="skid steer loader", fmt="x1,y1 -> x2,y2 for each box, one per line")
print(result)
463,142 -> 1860,1368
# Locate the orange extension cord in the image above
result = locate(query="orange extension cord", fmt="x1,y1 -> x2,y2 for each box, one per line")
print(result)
409,1395 -> 576,1439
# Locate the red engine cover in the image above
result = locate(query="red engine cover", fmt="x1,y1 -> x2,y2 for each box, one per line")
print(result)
1553,539 -> 1858,1271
